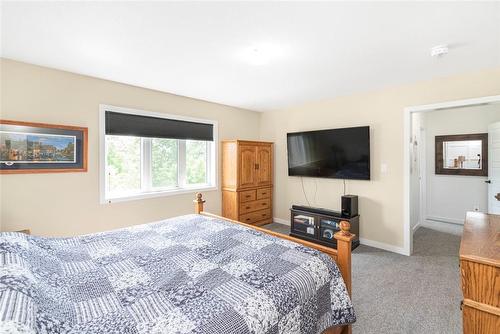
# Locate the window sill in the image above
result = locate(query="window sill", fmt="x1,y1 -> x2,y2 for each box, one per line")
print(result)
102,185 -> 217,204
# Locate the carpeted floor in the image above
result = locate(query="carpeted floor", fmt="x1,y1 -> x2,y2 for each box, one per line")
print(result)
262,223 -> 462,334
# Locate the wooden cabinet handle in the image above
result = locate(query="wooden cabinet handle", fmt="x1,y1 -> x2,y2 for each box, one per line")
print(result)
246,218 -> 251,221
255,163 -> 259,170
246,195 -> 251,198
246,206 -> 251,209
261,203 -> 266,206
262,213 -> 266,217
261,192 -> 267,195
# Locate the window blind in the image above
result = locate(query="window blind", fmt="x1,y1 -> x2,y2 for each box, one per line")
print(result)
105,111 -> 213,141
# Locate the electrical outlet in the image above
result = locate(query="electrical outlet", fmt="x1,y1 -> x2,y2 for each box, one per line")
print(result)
473,205 -> 480,212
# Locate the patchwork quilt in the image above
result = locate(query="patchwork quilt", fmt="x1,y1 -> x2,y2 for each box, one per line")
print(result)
0,214 -> 355,334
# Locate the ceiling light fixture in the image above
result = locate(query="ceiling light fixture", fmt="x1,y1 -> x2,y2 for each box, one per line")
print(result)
430,44 -> 449,57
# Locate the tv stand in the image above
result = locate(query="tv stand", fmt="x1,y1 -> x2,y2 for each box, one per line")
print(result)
290,206 -> 360,250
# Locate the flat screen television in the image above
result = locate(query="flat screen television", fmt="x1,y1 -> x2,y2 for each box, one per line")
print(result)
287,126 -> 370,180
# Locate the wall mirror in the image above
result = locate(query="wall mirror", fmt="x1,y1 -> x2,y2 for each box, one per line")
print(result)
435,133 -> 488,176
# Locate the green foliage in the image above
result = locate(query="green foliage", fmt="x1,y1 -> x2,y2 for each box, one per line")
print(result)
106,137 -> 208,194
106,136 -> 141,192
186,140 -> 207,184
152,138 -> 178,188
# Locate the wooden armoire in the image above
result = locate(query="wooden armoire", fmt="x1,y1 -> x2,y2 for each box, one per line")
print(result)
221,140 -> 273,226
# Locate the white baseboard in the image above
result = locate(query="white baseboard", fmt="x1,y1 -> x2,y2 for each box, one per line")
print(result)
273,217 -> 290,226
420,220 -> 463,236
359,237 -> 408,256
426,215 -> 464,226
412,222 -> 421,235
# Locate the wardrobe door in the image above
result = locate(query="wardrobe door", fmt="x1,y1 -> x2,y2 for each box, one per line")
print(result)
239,145 -> 257,188
256,145 -> 272,186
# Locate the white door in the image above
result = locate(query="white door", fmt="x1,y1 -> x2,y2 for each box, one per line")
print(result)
488,122 -> 500,214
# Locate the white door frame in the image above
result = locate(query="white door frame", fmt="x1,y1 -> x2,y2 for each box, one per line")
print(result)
418,127 -> 426,236
488,122 -> 500,214
403,95 -> 500,255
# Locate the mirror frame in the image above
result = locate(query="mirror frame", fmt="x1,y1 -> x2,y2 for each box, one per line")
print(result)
435,133 -> 488,176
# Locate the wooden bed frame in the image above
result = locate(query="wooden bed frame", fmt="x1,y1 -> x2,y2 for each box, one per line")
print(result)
194,193 -> 355,334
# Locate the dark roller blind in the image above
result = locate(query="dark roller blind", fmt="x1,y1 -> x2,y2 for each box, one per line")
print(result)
105,111 -> 213,141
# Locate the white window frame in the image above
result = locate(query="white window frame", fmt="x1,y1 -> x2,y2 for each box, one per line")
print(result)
99,104 -> 218,204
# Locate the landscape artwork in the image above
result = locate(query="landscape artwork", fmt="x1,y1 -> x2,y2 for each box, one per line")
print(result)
0,120 -> 88,173
0,131 -> 76,163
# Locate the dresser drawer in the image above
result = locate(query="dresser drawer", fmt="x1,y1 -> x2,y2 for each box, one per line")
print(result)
462,303 -> 499,334
256,188 -> 271,199
240,209 -> 272,224
240,198 -> 271,214
240,190 -> 256,203
460,260 -> 499,307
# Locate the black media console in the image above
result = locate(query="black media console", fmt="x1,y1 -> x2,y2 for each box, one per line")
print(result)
289,204 -> 360,250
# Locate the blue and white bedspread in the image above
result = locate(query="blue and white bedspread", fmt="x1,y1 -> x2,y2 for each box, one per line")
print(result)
0,214 -> 355,334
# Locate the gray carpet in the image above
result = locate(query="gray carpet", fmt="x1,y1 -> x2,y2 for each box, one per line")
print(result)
262,223 -> 462,334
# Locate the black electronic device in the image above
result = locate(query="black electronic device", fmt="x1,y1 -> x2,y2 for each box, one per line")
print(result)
291,205 -> 341,217
289,204 -> 360,250
287,126 -> 370,180
341,195 -> 358,218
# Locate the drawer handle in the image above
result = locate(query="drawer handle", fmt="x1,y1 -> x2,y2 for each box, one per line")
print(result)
246,218 -> 251,221
246,195 -> 251,198
246,206 -> 251,209
261,203 -> 266,206
262,213 -> 266,217
261,192 -> 267,195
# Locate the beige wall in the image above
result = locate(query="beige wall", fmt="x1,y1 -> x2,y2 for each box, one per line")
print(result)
0,59 -> 261,236
260,68 -> 500,249
2,58 -> 500,250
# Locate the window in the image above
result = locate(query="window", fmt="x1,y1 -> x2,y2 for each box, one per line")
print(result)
106,135 -> 141,193
151,138 -> 178,188
186,140 -> 208,185
100,105 -> 217,203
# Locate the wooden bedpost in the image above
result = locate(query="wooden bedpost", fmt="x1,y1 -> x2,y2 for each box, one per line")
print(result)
334,221 -> 355,334
334,221 -> 355,297
193,193 -> 205,214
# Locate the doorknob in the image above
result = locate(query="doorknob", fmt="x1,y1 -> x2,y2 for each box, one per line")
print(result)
485,180 -> 492,184
495,193 -> 500,201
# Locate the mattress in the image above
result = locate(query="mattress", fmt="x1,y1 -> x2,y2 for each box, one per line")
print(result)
0,214 -> 355,333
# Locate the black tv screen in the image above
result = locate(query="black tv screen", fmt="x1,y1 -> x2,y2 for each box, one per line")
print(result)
287,126 -> 370,180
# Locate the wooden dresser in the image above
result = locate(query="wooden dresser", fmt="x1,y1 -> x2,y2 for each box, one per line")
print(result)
221,140 -> 273,226
459,212 -> 500,333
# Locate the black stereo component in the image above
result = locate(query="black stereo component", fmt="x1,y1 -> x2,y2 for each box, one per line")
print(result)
341,195 -> 358,218
291,205 -> 341,217
290,199 -> 360,250
321,228 -> 336,240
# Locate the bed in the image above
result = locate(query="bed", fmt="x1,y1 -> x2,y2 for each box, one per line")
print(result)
0,193 -> 356,334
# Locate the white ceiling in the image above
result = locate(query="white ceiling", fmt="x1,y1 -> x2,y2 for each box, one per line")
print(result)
2,1 -> 500,112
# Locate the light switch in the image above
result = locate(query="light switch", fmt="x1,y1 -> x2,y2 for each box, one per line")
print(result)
381,163 -> 388,174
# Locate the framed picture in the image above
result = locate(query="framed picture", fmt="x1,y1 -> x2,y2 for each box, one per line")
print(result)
0,120 -> 88,174
435,133 -> 488,177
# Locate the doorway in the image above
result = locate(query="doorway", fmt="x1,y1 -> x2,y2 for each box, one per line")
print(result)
404,95 -> 500,255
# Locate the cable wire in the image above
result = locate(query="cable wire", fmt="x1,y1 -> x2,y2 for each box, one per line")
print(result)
301,177 -> 311,206
313,178 -> 318,205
